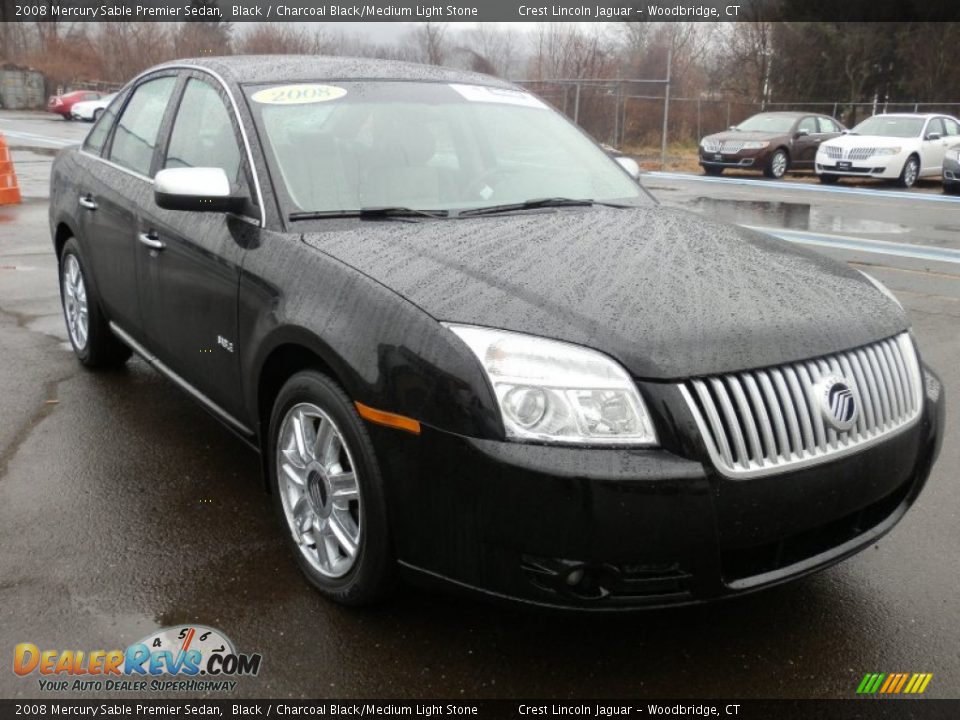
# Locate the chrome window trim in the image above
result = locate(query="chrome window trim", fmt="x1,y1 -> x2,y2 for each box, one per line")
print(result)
91,64 -> 267,228
109,322 -> 254,437
681,333 -> 923,479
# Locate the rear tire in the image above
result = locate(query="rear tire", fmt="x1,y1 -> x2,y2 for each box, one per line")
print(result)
703,166 -> 724,176
59,237 -> 131,369
268,370 -> 394,606
897,155 -> 920,188
819,174 -> 840,184
764,148 -> 789,179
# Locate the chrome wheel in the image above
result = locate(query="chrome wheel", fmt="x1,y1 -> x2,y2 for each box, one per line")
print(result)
902,158 -> 918,187
771,151 -> 788,178
277,403 -> 362,578
62,254 -> 89,350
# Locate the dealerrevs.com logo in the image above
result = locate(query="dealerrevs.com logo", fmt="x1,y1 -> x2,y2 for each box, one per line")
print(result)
13,625 -> 262,693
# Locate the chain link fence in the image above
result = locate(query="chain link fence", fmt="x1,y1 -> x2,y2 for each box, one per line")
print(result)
517,78 -> 960,164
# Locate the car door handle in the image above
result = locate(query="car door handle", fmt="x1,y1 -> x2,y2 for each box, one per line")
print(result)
138,231 -> 166,251
78,195 -> 97,211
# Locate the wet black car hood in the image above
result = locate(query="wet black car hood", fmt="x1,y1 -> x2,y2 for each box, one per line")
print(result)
302,206 -> 907,380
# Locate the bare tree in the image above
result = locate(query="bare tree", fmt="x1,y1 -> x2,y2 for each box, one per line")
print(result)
402,22 -> 447,66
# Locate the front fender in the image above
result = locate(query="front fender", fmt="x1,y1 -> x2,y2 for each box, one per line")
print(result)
238,233 -> 503,446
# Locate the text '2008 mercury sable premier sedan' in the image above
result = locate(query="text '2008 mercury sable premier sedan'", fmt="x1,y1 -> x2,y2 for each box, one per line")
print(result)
50,56 -> 944,610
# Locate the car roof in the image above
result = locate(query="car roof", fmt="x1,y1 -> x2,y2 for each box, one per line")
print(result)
868,113 -> 942,119
750,111 -> 823,118
157,55 -> 516,90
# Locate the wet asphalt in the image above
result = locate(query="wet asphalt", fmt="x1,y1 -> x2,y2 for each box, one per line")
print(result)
0,112 -> 958,700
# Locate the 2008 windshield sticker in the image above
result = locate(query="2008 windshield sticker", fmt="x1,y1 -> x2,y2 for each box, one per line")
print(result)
449,84 -> 547,109
251,84 -> 347,105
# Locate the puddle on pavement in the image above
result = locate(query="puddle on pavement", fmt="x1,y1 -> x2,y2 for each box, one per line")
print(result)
687,197 -> 910,235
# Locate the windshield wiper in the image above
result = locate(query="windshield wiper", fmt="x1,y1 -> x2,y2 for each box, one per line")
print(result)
289,206 -> 449,221
457,198 -> 627,218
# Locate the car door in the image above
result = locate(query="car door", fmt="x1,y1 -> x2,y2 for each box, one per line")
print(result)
791,116 -> 820,166
77,75 -> 177,336
920,118 -> 948,175
135,73 -> 260,421
942,117 -> 960,153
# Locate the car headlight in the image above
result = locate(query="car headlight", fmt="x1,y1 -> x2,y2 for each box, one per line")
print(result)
741,141 -> 769,150
872,147 -> 902,156
701,140 -> 720,152
858,270 -> 902,309
445,324 -> 658,446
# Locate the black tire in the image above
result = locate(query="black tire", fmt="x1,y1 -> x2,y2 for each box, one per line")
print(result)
92,108 -> 103,123
943,182 -> 959,195
59,237 -> 131,368
819,174 -> 840,184
703,166 -> 724,176
763,148 -> 789,179
268,370 -> 393,606
897,155 -> 920,188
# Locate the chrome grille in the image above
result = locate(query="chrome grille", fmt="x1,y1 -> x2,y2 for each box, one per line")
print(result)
720,141 -> 745,153
847,147 -> 877,161
682,334 -> 922,478
823,146 -> 843,159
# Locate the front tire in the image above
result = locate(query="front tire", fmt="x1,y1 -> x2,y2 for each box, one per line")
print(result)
944,182 -> 958,195
819,174 -> 840,184
703,165 -> 724,176
268,370 -> 393,606
897,155 -> 920,188
764,148 -> 789,179
59,237 -> 131,368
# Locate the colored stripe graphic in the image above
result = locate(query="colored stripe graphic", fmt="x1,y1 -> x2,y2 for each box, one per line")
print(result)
857,672 -> 932,694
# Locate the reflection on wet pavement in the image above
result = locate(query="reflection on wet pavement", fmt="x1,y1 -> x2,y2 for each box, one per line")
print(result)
687,197 -> 910,235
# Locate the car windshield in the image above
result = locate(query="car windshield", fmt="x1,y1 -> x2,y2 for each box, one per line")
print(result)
243,81 -> 648,215
852,116 -> 925,138
735,114 -> 796,133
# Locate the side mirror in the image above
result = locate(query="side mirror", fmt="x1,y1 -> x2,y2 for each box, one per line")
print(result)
728,125 -> 737,131
925,132 -> 942,141
795,129 -> 810,138
615,156 -> 641,180
154,167 -> 245,213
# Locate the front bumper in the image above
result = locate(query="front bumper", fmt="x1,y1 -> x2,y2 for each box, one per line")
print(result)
943,156 -> 960,185
370,365 -> 944,611
699,148 -> 768,170
816,153 -> 904,179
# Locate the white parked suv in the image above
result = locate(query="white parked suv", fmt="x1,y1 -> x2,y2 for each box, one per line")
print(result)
816,113 -> 960,188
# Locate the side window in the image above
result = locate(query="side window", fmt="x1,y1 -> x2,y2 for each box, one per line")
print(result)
926,118 -> 945,138
818,117 -> 839,133
109,76 -> 176,177
797,117 -> 818,133
83,92 -> 126,156
943,118 -> 960,137
164,78 -> 242,186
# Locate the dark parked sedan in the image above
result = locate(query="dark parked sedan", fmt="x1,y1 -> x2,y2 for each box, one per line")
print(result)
944,147 -> 960,193
50,57 -> 943,610
699,111 -> 846,178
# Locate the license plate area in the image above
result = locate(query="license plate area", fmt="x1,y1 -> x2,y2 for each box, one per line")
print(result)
836,161 -> 852,169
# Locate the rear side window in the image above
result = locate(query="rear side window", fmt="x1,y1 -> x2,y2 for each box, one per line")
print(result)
109,76 -> 176,177
83,92 -> 126,156
164,78 -> 242,185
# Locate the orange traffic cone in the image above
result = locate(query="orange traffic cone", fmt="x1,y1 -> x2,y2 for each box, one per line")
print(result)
0,135 -> 21,205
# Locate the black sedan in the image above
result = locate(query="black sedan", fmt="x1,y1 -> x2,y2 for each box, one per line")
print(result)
50,57 -> 944,610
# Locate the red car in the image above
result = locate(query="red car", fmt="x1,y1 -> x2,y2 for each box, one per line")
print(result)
47,90 -> 104,120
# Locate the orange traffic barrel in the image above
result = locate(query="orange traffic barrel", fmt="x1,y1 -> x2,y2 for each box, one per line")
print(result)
0,135 -> 21,205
